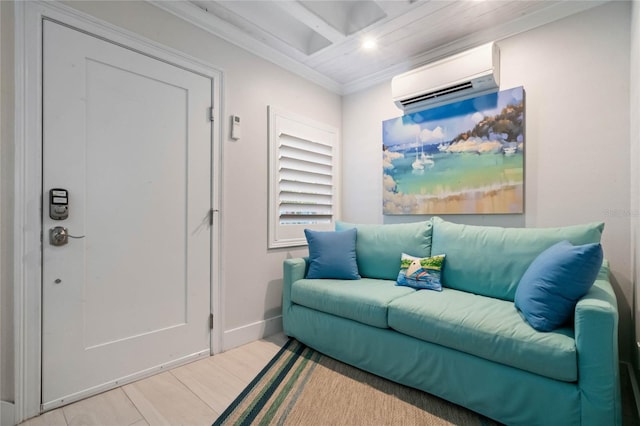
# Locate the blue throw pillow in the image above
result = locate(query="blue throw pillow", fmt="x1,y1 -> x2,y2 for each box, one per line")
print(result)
396,253 -> 445,291
514,240 -> 603,332
304,228 -> 360,280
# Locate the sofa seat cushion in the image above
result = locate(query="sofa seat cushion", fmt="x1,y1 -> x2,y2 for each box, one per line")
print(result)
291,278 -> 415,328
387,288 -> 577,382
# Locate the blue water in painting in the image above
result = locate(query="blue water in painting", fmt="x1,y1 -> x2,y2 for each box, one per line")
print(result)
385,149 -> 523,196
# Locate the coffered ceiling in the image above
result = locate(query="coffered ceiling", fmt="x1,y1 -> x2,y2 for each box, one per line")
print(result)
150,0 -> 608,94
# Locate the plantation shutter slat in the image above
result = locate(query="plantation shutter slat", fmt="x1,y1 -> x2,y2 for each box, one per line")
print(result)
278,133 -> 333,225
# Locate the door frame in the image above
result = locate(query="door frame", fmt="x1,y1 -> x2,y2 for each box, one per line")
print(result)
14,1 -> 223,422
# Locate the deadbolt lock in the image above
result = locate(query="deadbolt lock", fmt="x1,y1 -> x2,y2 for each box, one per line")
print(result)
49,226 -> 69,246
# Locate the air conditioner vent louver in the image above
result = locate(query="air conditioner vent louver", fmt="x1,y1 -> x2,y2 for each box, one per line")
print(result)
401,81 -> 474,106
392,42 -> 500,112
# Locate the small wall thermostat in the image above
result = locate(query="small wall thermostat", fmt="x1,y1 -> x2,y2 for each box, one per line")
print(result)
231,115 -> 241,140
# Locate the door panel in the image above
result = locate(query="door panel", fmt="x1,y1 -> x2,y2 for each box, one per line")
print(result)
42,21 -> 212,406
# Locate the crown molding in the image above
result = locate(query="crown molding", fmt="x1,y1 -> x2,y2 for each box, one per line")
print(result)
148,0 -> 343,94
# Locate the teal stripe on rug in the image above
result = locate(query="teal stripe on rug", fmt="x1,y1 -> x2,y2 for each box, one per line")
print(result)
275,350 -> 321,426
214,340 -> 305,426
259,347 -> 320,425
241,342 -> 306,425
212,339 -> 297,426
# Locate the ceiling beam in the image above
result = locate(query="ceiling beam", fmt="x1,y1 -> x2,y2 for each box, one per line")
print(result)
271,0 -> 347,44
372,0 -> 415,17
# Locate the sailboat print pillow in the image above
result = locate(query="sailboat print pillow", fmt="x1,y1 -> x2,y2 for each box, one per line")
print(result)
396,253 -> 446,291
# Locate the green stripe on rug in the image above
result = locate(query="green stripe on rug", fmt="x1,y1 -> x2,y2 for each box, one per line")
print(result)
274,350 -> 321,426
260,348 -> 321,425
213,340 -> 298,426
213,339 -> 502,426
233,341 -> 307,425
246,344 -> 311,425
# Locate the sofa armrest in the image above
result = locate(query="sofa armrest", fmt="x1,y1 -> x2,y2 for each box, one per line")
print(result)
283,258 -> 308,335
574,260 -> 621,425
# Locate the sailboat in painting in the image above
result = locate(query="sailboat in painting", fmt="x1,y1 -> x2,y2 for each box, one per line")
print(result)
412,139 -> 435,170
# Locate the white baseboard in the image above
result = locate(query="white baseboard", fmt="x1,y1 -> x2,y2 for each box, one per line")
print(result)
1,401 -> 15,426
222,316 -> 283,351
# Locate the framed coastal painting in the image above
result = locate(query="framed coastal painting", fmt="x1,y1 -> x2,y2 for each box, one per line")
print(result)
382,86 -> 524,215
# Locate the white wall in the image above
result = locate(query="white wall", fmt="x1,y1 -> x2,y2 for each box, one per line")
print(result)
343,2 -> 634,360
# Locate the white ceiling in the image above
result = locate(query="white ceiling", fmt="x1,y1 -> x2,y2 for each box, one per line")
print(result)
150,0 -> 608,94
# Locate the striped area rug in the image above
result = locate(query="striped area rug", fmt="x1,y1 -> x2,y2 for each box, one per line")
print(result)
213,339 -> 500,426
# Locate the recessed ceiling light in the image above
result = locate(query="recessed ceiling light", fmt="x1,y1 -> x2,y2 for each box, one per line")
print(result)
362,38 -> 377,50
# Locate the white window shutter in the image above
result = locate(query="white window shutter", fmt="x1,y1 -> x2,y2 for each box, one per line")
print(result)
268,107 -> 338,248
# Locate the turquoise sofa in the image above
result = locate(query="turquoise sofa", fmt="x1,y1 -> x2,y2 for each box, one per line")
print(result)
282,217 -> 621,426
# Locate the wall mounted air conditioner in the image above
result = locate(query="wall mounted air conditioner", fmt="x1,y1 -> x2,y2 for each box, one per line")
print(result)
392,42 -> 500,113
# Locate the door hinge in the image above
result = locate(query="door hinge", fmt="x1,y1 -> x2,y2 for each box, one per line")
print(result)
209,208 -> 219,226
209,313 -> 214,330
208,107 -> 214,122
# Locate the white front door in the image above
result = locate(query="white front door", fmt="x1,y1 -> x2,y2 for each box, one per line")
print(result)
42,20 -> 213,409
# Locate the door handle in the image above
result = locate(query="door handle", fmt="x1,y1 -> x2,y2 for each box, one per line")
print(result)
49,226 -> 85,246
49,226 -> 68,246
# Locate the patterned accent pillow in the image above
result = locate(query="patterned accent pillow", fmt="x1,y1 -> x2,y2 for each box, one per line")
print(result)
396,253 -> 445,291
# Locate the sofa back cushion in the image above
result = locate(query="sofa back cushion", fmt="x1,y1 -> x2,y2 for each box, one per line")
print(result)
430,217 -> 604,301
335,221 -> 432,280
